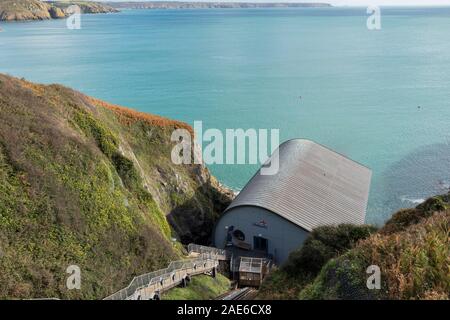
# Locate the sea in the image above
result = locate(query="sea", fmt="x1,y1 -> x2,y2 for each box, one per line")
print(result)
1,7 -> 449,225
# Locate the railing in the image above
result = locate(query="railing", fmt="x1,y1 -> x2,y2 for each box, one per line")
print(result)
104,244 -> 225,300
239,257 -> 264,273
187,244 -> 227,259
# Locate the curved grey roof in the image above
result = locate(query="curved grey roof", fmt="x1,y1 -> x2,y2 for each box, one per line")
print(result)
225,139 -> 372,232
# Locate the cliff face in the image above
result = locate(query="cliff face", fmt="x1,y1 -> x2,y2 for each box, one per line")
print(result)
0,0 -> 118,21
300,195 -> 449,300
0,73 -> 232,299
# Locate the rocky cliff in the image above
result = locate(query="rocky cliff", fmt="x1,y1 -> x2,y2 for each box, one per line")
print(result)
0,0 -> 118,21
108,1 -> 332,10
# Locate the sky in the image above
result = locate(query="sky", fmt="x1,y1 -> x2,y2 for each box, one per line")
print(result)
103,0 -> 450,7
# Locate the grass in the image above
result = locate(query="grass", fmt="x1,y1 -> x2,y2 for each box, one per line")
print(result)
162,274 -> 230,300
0,73 -> 231,299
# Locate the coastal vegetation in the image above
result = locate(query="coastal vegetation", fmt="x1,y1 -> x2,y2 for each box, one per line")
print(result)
0,0 -> 117,21
0,73 -> 232,299
258,194 -> 450,300
162,274 -> 230,300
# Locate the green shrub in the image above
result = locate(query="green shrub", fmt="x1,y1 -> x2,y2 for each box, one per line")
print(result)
258,224 -> 376,299
298,252 -> 376,300
381,194 -> 449,235
416,194 -> 449,212
283,224 -> 377,278
261,194 -> 450,300
0,73 -> 231,299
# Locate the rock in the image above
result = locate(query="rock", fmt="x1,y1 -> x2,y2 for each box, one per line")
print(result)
0,0 -> 52,21
48,6 -> 65,19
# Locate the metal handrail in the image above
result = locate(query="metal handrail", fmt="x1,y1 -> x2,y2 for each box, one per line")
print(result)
104,247 -> 223,300
187,243 -> 227,257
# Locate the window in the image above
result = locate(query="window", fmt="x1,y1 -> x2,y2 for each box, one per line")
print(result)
233,229 -> 245,241
253,236 -> 268,252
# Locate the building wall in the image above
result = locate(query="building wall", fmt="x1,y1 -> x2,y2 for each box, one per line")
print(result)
214,206 -> 310,265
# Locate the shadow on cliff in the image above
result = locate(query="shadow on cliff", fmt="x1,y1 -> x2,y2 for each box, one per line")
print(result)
167,183 -> 232,245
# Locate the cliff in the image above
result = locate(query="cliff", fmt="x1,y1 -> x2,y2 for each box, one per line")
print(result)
0,0 -> 52,21
48,1 -> 119,14
0,0 -> 118,21
0,73 -> 232,299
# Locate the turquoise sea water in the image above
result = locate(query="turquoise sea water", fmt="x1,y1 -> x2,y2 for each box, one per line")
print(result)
1,7 -> 449,225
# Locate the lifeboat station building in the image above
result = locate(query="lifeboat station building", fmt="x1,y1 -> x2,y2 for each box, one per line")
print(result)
213,139 -> 372,265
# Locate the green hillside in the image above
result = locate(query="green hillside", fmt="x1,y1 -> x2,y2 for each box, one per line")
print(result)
0,74 -> 232,299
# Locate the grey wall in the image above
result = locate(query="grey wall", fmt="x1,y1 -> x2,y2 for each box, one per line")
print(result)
214,206 -> 309,265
